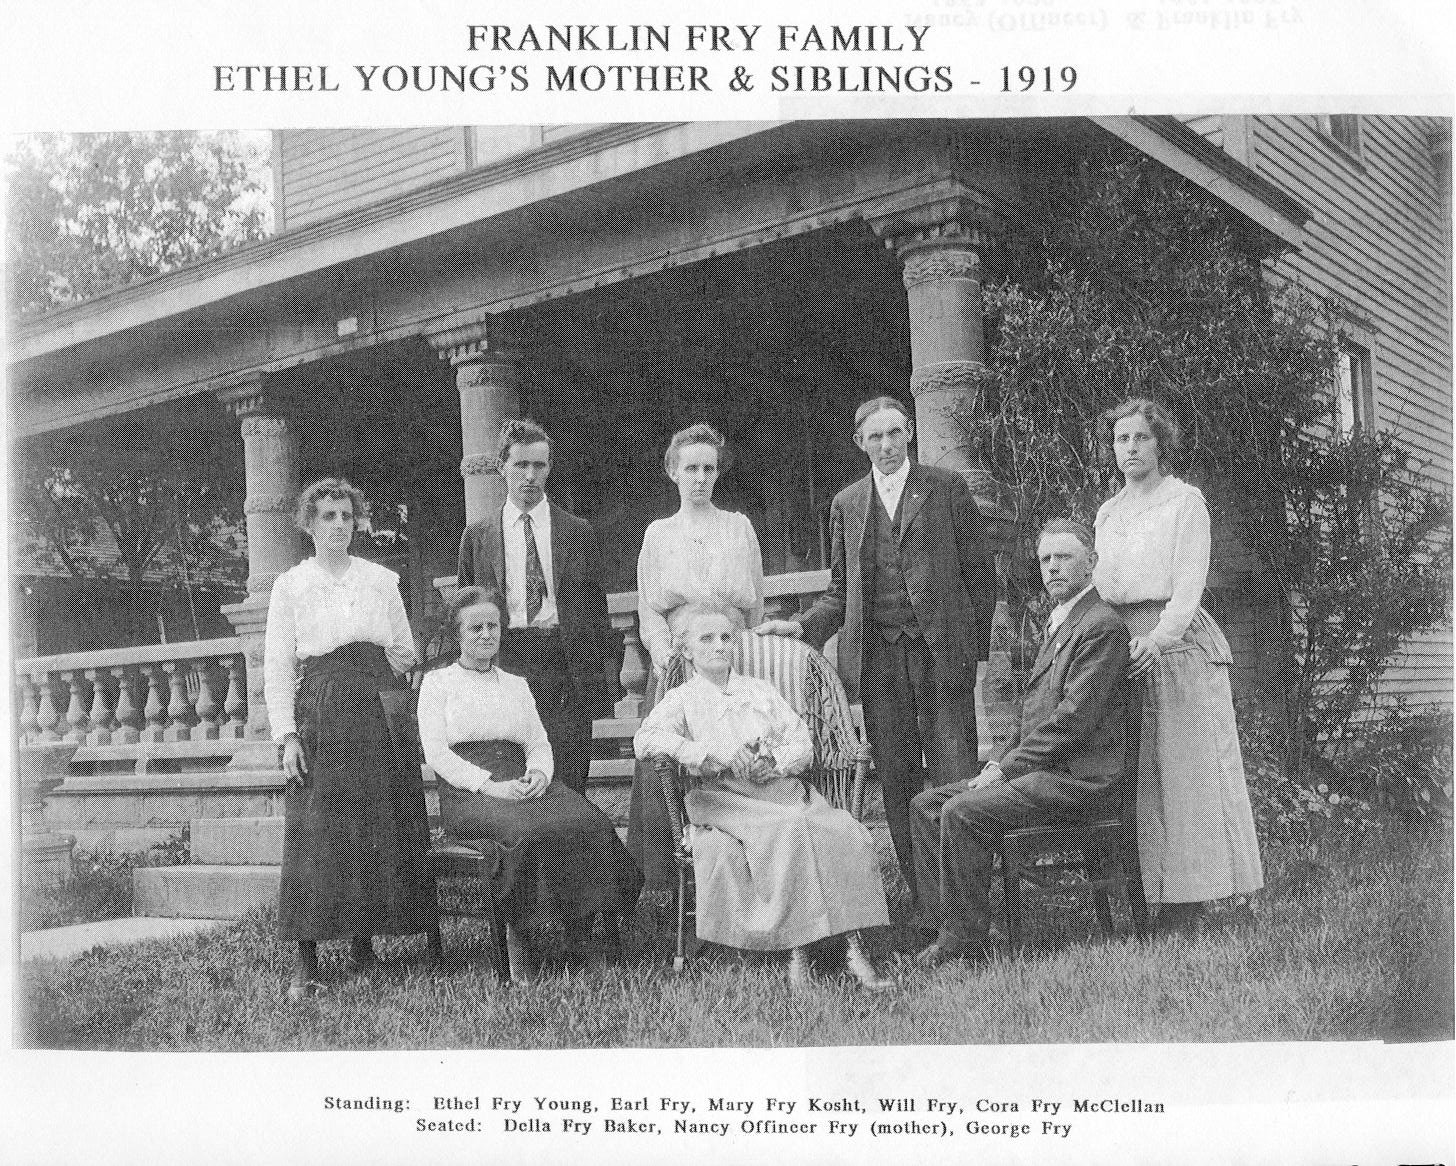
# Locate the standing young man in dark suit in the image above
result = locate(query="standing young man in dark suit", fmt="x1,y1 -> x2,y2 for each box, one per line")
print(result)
757,396 -> 997,898
456,419 -> 611,796
911,519 -> 1132,964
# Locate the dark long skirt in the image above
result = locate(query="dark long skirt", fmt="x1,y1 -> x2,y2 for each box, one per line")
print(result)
625,669 -> 679,906
279,642 -> 438,941
438,740 -> 641,929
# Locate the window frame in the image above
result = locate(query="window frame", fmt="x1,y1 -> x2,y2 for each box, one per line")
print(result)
1317,114 -> 1366,166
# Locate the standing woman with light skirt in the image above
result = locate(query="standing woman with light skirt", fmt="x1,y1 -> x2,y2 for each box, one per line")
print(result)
627,423 -> 765,909
264,478 -> 439,1001
1092,399 -> 1263,931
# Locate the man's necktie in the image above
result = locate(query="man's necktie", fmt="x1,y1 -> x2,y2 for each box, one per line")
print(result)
522,513 -> 547,625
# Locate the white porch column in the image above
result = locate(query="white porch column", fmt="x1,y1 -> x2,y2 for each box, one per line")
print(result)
217,374 -> 302,768
869,187 -> 997,497
870,185 -> 1017,757
425,318 -> 522,524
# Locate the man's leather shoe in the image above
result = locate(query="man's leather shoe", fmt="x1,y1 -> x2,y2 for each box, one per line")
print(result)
915,936 -> 990,967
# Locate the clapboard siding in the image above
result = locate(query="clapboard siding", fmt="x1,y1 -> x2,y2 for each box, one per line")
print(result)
279,128 -> 467,231
1182,114 -> 1453,712
1249,117 -> 1452,479
1251,115 -> 1452,711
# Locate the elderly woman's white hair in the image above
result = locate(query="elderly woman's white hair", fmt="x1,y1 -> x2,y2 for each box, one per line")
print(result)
667,602 -> 745,657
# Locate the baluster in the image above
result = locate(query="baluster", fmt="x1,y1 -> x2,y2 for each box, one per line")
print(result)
221,654 -> 247,740
17,676 -> 41,745
85,667 -> 114,746
61,670 -> 89,743
193,660 -> 221,741
161,661 -> 193,742
35,674 -> 62,741
141,663 -> 168,743
616,616 -> 649,719
112,665 -> 142,744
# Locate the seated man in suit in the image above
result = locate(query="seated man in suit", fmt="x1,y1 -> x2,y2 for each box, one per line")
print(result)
911,518 -> 1131,964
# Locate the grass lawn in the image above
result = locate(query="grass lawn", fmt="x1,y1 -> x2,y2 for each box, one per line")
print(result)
18,814 -> 1451,1051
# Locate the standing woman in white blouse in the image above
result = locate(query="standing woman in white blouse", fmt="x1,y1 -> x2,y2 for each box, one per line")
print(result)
627,423 -> 766,909
417,587 -> 641,983
264,479 -> 439,1002
1092,399 -> 1264,931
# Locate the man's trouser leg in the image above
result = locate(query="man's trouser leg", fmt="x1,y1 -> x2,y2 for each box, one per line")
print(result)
863,635 -> 978,900
913,777 -> 1047,946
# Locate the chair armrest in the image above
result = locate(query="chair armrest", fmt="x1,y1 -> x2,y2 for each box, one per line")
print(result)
650,754 -> 690,854
850,740 -> 872,822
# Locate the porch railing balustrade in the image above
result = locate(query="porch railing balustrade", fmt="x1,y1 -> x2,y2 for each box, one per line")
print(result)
14,639 -> 249,748
12,571 -> 833,750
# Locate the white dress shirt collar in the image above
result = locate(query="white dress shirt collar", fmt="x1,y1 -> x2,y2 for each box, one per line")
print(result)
871,459 -> 912,517
503,497 -> 550,529
1047,583 -> 1096,636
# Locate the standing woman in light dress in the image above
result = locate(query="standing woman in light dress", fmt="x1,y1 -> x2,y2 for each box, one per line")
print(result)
1092,399 -> 1263,931
264,478 -> 439,1002
626,423 -> 765,908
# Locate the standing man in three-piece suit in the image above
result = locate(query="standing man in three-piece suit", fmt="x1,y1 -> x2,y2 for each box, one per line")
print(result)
757,396 -> 997,897
456,418 -> 611,796
912,519 -> 1132,964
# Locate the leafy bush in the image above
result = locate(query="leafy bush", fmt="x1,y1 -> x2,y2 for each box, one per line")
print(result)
1330,702 -> 1453,821
21,828 -> 190,931
1238,697 -> 1377,849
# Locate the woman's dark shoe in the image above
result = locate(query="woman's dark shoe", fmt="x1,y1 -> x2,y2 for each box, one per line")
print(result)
345,936 -> 378,973
787,946 -> 814,990
287,941 -> 322,1002
286,973 -> 324,1003
1155,902 -> 1208,936
505,925 -> 535,986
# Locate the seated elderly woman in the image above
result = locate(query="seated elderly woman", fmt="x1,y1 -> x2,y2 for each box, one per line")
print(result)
418,586 -> 641,982
634,604 -> 892,990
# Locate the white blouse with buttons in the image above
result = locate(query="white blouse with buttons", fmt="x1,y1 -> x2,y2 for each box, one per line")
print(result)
263,556 -> 417,741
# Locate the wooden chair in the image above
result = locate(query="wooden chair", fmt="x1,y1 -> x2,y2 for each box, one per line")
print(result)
995,682 -> 1152,948
647,631 -> 871,971
381,660 -> 512,984
428,836 -> 512,985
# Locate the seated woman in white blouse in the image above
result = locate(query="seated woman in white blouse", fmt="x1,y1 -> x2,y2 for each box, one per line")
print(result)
417,586 -> 641,982
634,604 -> 893,991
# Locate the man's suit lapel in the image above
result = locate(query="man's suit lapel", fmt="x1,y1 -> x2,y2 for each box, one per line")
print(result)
896,463 -> 929,541
847,475 -> 873,562
1027,589 -> 1100,686
548,502 -> 568,610
487,510 -> 507,598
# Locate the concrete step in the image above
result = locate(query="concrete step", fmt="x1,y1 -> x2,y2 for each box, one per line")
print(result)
588,758 -> 636,784
192,816 -> 285,865
133,864 -> 280,919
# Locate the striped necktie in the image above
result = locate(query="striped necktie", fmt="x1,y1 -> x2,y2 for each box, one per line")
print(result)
522,513 -> 547,624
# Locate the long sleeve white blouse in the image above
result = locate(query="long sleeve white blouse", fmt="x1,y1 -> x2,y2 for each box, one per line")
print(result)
633,672 -> 812,777
263,556 -> 417,741
636,511 -> 765,671
417,664 -> 553,793
1092,475 -> 1212,651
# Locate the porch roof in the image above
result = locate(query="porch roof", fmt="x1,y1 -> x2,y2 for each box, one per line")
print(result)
9,117 -> 1310,439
